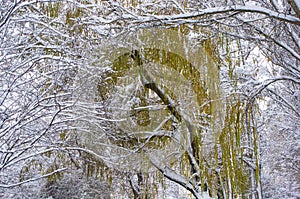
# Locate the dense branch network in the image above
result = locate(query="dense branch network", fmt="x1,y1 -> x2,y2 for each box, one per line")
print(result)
0,0 -> 299,198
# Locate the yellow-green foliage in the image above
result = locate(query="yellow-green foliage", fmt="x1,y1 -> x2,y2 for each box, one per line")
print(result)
111,48 -> 209,112
40,2 -> 60,18
81,27 -> 255,198
218,100 -> 250,198
247,105 -> 261,184
19,160 -> 43,182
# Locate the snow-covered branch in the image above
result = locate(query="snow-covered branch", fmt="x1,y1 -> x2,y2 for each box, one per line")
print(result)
136,5 -> 300,25
0,168 -> 67,188
150,156 -> 203,199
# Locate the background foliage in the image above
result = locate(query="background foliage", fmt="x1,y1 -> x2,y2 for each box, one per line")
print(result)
0,0 -> 299,198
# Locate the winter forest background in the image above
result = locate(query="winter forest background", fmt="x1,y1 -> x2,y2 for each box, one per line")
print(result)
0,0 -> 299,198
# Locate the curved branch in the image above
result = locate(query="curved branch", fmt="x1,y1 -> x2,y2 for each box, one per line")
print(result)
250,76 -> 300,100
150,157 -> 202,199
141,5 -> 300,25
288,0 -> 300,18
0,1 -> 19,29
0,168 -> 66,188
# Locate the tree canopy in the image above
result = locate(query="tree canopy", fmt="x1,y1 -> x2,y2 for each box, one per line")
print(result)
0,0 -> 299,198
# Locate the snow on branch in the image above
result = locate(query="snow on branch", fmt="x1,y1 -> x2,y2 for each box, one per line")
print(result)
140,5 -> 300,25
0,168 -> 67,188
250,76 -> 300,100
150,156 -> 203,199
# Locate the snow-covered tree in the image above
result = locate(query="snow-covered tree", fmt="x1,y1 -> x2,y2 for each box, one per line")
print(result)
0,0 -> 299,198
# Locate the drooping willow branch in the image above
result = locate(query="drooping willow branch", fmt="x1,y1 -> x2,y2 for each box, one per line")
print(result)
130,49 -> 203,196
